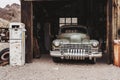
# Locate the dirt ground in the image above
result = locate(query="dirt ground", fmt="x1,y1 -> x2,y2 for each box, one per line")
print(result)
0,54 -> 120,80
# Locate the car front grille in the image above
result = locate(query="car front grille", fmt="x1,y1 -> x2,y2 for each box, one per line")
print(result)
60,44 -> 91,54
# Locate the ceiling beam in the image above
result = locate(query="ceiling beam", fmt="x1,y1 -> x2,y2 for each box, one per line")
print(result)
24,0 -> 69,1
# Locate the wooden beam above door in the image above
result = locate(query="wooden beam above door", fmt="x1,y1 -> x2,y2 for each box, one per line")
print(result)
24,0 -> 69,1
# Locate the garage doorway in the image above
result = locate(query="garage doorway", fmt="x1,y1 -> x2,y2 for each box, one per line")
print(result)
21,0 -> 113,63
32,0 -> 107,57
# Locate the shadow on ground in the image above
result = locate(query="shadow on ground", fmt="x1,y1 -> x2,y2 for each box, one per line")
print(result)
37,53 -> 109,65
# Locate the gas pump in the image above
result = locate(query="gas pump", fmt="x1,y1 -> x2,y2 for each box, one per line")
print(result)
9,22 -> 26,66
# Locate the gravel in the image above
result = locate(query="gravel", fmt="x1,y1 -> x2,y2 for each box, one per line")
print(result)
0,54 -> 120,80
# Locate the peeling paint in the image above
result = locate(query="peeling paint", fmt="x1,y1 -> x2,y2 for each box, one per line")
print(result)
9,23 -> 26,66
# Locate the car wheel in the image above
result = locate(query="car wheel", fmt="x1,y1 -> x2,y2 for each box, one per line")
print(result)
52,57 -> 61,63
90,58 -> 96,64
0,48 -> 9,61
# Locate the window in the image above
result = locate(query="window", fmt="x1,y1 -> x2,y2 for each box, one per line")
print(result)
59,17 -> 78,27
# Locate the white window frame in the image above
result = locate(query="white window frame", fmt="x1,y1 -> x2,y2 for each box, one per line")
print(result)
59,17 -> 78,27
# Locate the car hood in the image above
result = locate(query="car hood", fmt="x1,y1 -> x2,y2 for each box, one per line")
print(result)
58,33 -> 89,43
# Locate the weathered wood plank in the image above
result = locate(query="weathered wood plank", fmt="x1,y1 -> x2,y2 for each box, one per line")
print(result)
21,1 -> 33,63
24,0 -> 68,1
106,0 -> 113,64
33,37 -> 41,58
112,0 -> 120,65
0,61 -> 9,66
117,0 -> 120,38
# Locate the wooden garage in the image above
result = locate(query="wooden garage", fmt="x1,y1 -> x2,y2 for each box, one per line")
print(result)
21,0 -> 120,64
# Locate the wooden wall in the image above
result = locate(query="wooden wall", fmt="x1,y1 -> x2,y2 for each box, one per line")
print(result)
21,0 -> 33,63
106,0 -> 120,64
106,0 -> 113,64
111,0 -> 120,64
112,0 -> 120,40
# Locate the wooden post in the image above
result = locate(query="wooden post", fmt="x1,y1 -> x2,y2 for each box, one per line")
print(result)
117,0 -> 120,38
106,0 -> 113,64
112,0 -> 120,66
21,0 -> 33,63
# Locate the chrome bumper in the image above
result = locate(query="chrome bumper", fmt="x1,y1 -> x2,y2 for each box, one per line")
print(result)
50,51 -> 102,59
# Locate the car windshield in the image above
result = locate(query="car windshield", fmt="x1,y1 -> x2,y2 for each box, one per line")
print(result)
60,27 -> 87,34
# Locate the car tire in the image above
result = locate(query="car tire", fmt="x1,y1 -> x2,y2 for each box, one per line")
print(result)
90,58 -> 96,64
52,57 -> 61,63
0,48 -> 9,61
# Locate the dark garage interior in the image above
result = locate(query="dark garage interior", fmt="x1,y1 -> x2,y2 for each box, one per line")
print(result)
32,0 -> 107,57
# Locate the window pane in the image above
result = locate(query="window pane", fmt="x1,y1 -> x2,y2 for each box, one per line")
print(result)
59,18 -> 65,23
72,18 -> 77,23
66,18 -> 71,23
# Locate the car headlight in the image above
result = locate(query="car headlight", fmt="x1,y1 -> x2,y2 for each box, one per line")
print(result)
53,40 -> 60,47
90,40 -> 99,48
92,42 -> 98,47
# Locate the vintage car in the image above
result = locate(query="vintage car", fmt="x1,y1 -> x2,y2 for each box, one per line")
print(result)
50,25 -> 102,63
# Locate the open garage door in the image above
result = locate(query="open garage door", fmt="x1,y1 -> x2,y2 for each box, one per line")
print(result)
21,0 -> 114,63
